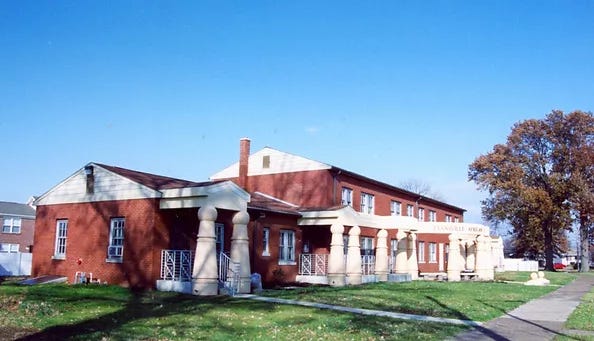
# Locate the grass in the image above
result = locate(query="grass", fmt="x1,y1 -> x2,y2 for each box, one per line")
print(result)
0,281 -> 466,340
0,271 -> 577,340
260,271 -> 578,322
564,283 -> 594,332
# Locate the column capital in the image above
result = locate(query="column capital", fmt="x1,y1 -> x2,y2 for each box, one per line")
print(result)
349,225 -> 361,236
377,229 -> 388,238
198,205 -> 217,221
330,223 -> 345,234
232,211 -> 250,225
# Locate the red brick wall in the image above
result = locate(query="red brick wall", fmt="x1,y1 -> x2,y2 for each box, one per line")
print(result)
336,173 -> 464,222
416,233 -> 450,273
32,199 -> 162,288
249,212 -> 302,286
227,170 -> 335,208
0,217 -> 35,253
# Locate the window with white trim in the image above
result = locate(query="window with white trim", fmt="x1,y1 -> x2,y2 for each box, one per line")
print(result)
390,239 -> 398,259
54,220 -> 68,259
2,216 -> 21,234
343,235 -> 349,255
360,193 -> 375,214
445,214 -> 452,223
341,187 -> 353,206
262,227 -> 270,256
0,243 -> 19,253
429,210 -> 437,222
429,242 -> 437,263
279,230 -> 295,264
390,201 -> 402,216
360,236 -> 374,256
107,218 -> 125,262
418,241 -> 425,263
418,208 -> 425,222
407,204 -> 414,217
454,216 -> 460,223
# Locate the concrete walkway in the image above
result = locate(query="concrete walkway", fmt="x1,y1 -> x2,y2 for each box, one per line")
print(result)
454,274 -> 594,341
235,294 -> 481,326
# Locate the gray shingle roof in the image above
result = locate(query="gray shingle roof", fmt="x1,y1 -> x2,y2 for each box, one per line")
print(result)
0,201 -> 36,218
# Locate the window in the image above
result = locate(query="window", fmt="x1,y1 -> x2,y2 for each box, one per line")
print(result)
390,239 -> 398,259
407,204 -> 414,217
215,223 -> 224,254
107,218 -> 125,262
418,208 -> 425,221
54,220 -> 68,259
429,210 -> 437,222
454,216 -> 460,223
341,187 -> 353,206
429,243 -> 437,263
262,155 -> 270,168
0,243 -> 19,253
418,241 -> 425,262
390,201 -> 402,216
2,216 -> 21,234
445,214 -> 452,222
360,236 -> 374,256
279,230 -> 295,264
262,228 -> 270,256
343,235 -> 349,255
360,193 -> 375,214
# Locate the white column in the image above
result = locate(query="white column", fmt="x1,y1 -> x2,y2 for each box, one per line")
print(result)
475,235 -> 494,281
375,229 -> 388,282
466,240 -> 476,271
231,211 -> 251,293
346,225 -> 362,285
327,223 -> 346,287
192,205 -> 218,295
407,232 -> 418,280
447,234 -> 461,282
395,230 -> 408,274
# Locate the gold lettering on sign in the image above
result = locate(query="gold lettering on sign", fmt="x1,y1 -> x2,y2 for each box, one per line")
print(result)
431,224 -> 487,234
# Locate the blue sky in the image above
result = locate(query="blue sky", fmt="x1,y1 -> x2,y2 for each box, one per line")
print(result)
1,1 -> 593,228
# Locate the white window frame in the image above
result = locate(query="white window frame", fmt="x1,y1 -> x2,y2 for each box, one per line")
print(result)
107,218 -> 125,262
390,239 -> 398,258
2,216 -> 21,234
418,208 -> 425,222
343,235 -> 349,255
429,210 -> 437,222
429,242 -> 437,263
390,201 -> 402,216
407,204 -> 414,217
361,193 -> 375,215
53,219 -> 68,259
341,187 -> 353,206
360,236 -> 374,256
454,216 -> 460,223
418,241 -> 425,263
445,214 -> 452,223
0,243 -> 19,253
279,230 -> 296,265
262,227 -> 270,256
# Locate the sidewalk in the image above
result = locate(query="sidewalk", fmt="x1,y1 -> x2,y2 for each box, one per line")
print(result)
454,274 -> 594,341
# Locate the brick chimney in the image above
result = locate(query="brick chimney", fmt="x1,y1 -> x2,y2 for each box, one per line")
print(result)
238,138 -> 250,190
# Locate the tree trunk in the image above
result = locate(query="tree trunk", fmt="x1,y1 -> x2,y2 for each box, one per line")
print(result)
579,215 -> 591,272
543,224 -> 555,271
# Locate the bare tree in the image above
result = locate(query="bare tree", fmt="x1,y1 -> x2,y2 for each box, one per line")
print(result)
399,179 -> 444,201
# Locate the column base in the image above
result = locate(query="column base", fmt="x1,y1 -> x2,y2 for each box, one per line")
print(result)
327,274 -> 346,287
375,272 -> 388,282
408,271 -> 418,280
346,274 -> 362,285
237,277 -> 251,294
447,271 -> 461,282
192,278 -> 218,296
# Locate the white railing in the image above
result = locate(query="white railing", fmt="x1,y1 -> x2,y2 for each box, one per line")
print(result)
160,250 -> 194,281
299,254 -> 328,276
362,255 -> 375,275
218,252 -> 240,296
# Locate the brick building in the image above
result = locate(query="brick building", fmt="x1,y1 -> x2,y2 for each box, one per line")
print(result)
1,201 -> 36,254
32,138 -> 501,294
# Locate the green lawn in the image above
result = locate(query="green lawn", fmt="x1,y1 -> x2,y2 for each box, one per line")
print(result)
0,272 -> 577,340
0,281 -> 466,340
261,271 -> 578,322
564,281 -> 594,332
